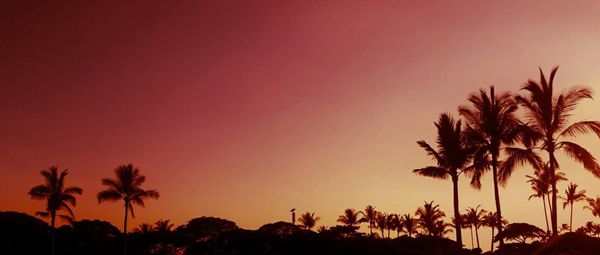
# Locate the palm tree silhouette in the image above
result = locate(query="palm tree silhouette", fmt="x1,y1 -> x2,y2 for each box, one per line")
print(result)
464,205 -> 486,249
155,219 -> 174,233
559,182 -> 586,232
481,212 -> 506,252
360,205 -> 377,236
526,170 -> 551,233
385,214 -> 397,238
375,212 -> 387,238
415,201 -> 446,236
459,86 -> 533,246
133,223 -> 154,234
460,214 -> 474,249
515,67 -> 600,235
28,166 -> 83,255
414,113 -> 474,246
584,197 -> 600,222
399,213 -> 418,237
97,164 -> 159,255
298,212 -> 320,231
337,208 -> 364,227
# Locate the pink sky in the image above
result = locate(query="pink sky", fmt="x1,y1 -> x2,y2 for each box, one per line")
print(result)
2,0 -> 600,251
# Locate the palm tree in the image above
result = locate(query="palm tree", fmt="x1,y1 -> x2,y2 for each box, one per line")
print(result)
337,208 -> 364,227
482,211 -> 506,252
385,214 -> 397,238
560,182 -> 587,232
399,214 -> 418,237
97,164 -> 159,255
414,113 -> 475,246
432,220 -> 454,238
515,67 -> 600,235
461,214 -> 474,249
28,166 -> 83,255
360,205 -> 377,236
464,205 -> 486,249
584,196 -> 600,220
526,170 -> 551,233
155,219 -> 174,233
133,223 -> 154,234
415,201 -> 446,236
298,212 -> 320,231
375,212 -> 387,238
459,86 -> 532,246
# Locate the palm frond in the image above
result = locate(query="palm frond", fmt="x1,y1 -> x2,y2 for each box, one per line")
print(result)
559,141 -> 600,177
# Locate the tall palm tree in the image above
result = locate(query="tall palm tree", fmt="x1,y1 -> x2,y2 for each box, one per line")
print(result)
560,183 -> 587,232
360,205 -> 377,236
464,205 -> 486,249
337,208 -> 364,228
298,212 -> 320,231
97,164 -> 159,255
133,223 -> 154,234
155,219 -> 174,233
375,212 -> 387,238
515,67 -> 600,235
459,86 -> 530,246
28,166 -> 83,255
415,201 -> 446,236
399,214 -> 418,237
414,113 -> 474,246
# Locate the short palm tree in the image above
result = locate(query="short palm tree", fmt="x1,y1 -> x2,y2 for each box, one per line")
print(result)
515,67 -> 600,235
399,214 -> 418,237
465,205 -> 486,249
360,205 -> 378,236
461,214 -> 474,249
385,213 -> 397,238
560,183 -> 586,232
526,170 -> 551,233
97,164 -> 159,255
337,208 -> 364,228
482,211 -> 506,252
155,219 -> 174,233
414,113 -> 474,246
375,212 -> 387,238
415,201 -> 446,236
133,223 -> 154,234
29,166 -> 83,255
298,212 -> 320,231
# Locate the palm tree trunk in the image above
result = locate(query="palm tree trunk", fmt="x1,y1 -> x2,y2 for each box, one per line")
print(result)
470,226 -> 474,249
570,202 -> 574,232
549,150 -> 558,236
51,211 -> 56,255
123,202 -> 129,255
475,225 -> 480,249
492,156 -> 504,246
543,196 -> 549,232
452,176 -> 463,247
490,225 -> 495,252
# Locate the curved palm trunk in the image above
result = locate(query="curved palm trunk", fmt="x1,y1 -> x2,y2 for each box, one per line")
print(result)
51,211 -> 56,255
542,196 -> 549,233
492,156 -> 504,246
475,225 -> 480,249
452,175 -> 463,247
380,228 -> 384,238
123,202 -> 129,255
549,150 -> 558,236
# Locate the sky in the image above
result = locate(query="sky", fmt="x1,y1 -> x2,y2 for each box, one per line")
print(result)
2,0 -> 600,251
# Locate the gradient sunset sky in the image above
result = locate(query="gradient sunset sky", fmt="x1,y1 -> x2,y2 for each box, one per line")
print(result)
2,0 -> 600,250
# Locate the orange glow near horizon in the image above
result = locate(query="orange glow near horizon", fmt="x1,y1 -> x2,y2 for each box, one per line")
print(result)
2,0 -> 600,251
